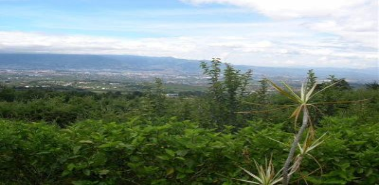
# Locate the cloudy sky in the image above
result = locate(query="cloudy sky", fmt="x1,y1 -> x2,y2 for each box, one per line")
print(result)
0,0 -> 377,68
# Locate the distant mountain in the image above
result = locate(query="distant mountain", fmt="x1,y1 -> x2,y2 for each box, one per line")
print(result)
237,65 -> 378,82
0,53 -> 377,82
0,53 -> 200,73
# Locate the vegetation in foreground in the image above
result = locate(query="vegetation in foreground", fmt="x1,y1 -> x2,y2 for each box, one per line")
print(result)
0,60 -> 378,184
1,117 -> 378,184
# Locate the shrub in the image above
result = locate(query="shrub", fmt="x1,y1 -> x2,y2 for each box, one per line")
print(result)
0,117 -> 378,184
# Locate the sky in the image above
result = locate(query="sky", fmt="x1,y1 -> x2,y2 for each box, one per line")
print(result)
0,0 -> 377,68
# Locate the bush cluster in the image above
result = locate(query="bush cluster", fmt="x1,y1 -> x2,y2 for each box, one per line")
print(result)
1,116 -> 378,184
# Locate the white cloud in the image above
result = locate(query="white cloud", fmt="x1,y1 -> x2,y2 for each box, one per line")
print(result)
1,0 -> 376,69
182,0 -> 378,48
182,0 -> 368,18
0,31 -> 376,69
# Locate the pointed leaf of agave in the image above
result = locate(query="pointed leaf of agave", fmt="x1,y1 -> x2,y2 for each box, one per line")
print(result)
235,178 -> 260,184
282,82 -> 302,103
271,168 -> 284,185
240,166 -> 262,183
301,83 -> 305,101
271,177 -> 284,185
309,80 -> 341,100
307,117 -> 315,138
290,105 -> 303,128
304,129 -> 313,146
267,158 -> 283,185
266,162 -> 272,181
266,79 -> 299,103
298,143 -> 305,154
290,105 -> 302,119
308,140 -> 324,152
307,133 -> 326,152
254,160 -> 266,183
265,136 -> 288,146
305,83 -> 317,101
269,165 -> 276,181
299,131 -> 326,155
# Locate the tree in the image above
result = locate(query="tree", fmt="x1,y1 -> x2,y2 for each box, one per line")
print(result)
224,64 -> 242,125
200,58 -> 252,128
257,78 -> 269,104
254,78 -> 270,120
317,75 -> 351,116
365,81 -> 379,90
200,58 -> 224,103
322,75 -> 351,91
151,78 -> 166,117
200,58 -> 225,127
239,69 -> 253,97
306,69 -> 317,91
0,87 -> 16,102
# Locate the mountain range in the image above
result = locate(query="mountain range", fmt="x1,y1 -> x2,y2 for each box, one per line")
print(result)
0,53 -> 377,82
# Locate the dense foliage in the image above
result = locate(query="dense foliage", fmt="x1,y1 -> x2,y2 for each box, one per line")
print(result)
0,116 -> 378,184
0,62 -> 378,184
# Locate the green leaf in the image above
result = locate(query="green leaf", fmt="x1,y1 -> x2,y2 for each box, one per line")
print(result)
176,150 -> 189,157
61,170 -> 71,177
36,151 -> 50,155
165,149 -> 176,157
99,169 -> 110,175
73,146 -> 81,155
79,140 -> 94,144
68,163 -> 76,171
83,169 -> 91,176
166,167 -> 175,176
157,155 -> 170,161
92,153 -> 107,166
177,173 -> 187,179
99,142 -> 116,148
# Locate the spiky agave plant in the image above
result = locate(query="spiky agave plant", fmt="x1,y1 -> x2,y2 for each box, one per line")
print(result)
237,158 -> 283,185
237,77 -> 366,184
265,79 -> 339,185
237,131 -> 326,185
288,130 -> 326,183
